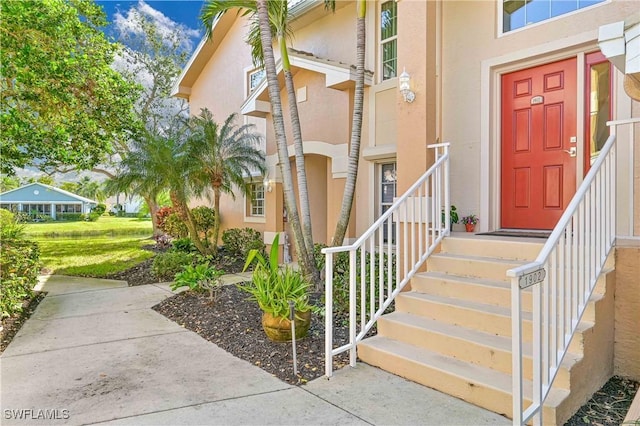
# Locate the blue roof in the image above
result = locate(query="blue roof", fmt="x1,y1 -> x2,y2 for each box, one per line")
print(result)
0,183 -> 98,204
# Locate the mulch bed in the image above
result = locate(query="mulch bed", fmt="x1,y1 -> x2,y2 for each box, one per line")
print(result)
152,286 -> 352,385
565,376 -> 639,425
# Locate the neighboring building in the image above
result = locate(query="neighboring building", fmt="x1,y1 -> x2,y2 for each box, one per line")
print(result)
0,183 -> 98,219
105,194 -> 145,215
174,1 -> 639,424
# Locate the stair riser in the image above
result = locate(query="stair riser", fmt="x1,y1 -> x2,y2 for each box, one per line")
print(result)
358,343 -> 560,422
377,318 -> 572,389
411,275 -> 533,310
442,238 -> 543,261
396,294 -> 534,341
427,256 -> 516,282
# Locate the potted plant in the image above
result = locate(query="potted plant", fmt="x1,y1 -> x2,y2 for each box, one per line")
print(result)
239,233 -> 314,342
442,205 -> 459,231
461,214 -> 479,232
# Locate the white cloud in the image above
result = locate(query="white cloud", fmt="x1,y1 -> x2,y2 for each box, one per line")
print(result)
113,0 -> 200,53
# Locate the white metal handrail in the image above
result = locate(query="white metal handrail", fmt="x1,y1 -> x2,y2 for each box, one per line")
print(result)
509,117 -> 639,425
323,143 -> 451,377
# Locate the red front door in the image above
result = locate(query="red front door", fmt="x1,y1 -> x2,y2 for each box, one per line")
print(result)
501,58 -> 577,230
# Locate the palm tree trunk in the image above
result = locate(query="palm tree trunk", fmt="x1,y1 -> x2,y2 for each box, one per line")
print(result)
170,191 -> 208,254
280,34 -> 320,287
332,0 -> 366,247
255,0 -> 314,280
211,186 -> 221,256
143,194 -> 161,236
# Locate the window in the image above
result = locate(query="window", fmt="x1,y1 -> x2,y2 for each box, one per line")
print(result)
584,51 -> 611,174
380,1 -> 397,81
248,183 -> 265,217
23,203 -> 50,217
248,68 -> 266,93
56,204 -> 82,213
503,0 -> 606,33
380,162 -> 397,243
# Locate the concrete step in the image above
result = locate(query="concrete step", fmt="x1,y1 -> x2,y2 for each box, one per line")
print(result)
377,311 -> 581,389
357,336 -> 570,423
395,291 -> 534,340
411,271 -> 533,310
441,235 -> 544,261
427,253 -> 524,282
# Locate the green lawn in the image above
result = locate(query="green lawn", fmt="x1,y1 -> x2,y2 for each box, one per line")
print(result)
24,217 -> 155,277
23,216 -> 153,238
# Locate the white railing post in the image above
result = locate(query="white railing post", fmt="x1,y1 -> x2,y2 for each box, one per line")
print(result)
325,251 -> 334,378
444,144 -> 450,236
511,276 -> 523,426
349,249 -> 357,367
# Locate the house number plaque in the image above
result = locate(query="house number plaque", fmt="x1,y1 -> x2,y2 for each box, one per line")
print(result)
519,268 -> 546,289
530,96 -> 544,105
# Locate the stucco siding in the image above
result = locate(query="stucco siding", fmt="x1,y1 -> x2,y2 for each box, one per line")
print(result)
614,244 -> 640,381
188,15 -> 254,121
291,2 -> 365,70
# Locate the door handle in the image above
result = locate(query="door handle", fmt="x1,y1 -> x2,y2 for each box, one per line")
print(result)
563,147 -> 577,157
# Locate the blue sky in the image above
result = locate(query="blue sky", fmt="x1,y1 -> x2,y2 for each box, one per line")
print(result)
96,0 -> 206,46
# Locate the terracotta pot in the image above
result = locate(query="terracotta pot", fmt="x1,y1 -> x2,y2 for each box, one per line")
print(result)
261,310 -> 311,342
465,223 -> 475,232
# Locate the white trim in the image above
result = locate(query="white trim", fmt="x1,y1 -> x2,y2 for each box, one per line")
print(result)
363,144 -> 398,161
244,216 -> 266,224
498,0 -> 611,38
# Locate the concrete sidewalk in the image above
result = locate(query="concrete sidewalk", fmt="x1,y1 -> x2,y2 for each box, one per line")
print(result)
0,275 -> 509,425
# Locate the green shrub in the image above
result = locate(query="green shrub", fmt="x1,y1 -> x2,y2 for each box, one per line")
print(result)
85,212 -> 101,222
0,209 -> 25,240
92,203 -> 106,215
171,263 -> 224,301
191,206 -> 216,236
151,251 -> 193,281
57,212 -> 84,221
222,227 -> 265,259
314,243 -> 396,317
0,239 -> 41,318
13,211 -> 30,223
163,213 -> 188,238
172,237 -> 196,253
155,207 -> 174,232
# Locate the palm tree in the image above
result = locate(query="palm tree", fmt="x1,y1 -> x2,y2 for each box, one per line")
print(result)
244,2 -> 315,273
187,109 -> 266,255
201,0 -> 319,284
109,129 -> 209,253
75,176 -> 105,202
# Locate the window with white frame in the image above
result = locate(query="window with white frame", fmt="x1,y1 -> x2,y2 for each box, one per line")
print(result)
503,0 -> 605,33
380,1 -> 397,81
380,162 -> 397,243
248,68 -> 266,94
248,182 -> 265,217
